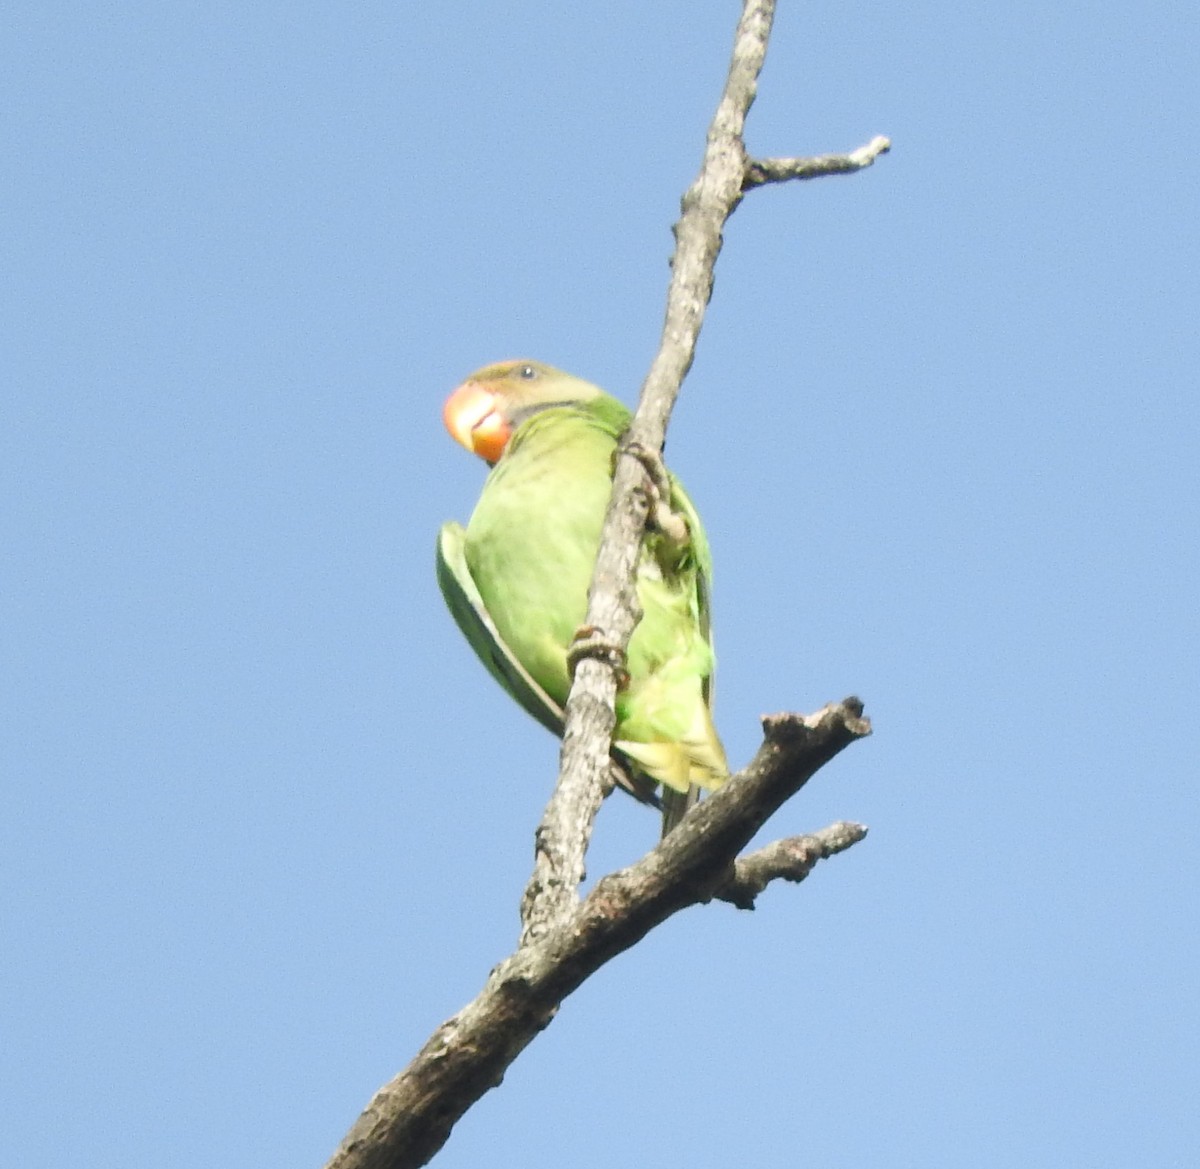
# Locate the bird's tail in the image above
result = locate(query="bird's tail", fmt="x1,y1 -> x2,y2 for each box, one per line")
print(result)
660,784 -> 700,837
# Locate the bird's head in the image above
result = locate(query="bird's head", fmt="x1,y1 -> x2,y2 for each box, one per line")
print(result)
442,359 -> 604,465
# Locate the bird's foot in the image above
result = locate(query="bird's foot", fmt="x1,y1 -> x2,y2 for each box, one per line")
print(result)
623,441 -> 690,548
567,625 -> 630,688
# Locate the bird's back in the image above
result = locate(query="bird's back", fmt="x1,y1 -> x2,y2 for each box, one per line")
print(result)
464,405 -> 616,706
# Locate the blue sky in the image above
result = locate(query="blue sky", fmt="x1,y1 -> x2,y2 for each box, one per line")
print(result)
4,2 -> 1198,1166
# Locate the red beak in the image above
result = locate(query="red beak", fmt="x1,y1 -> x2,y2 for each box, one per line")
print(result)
442,381 -> 511,464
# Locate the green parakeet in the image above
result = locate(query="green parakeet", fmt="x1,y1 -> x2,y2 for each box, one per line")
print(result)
437,359 -> 728,834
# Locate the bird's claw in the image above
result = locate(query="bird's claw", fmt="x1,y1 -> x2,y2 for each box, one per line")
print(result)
567,625 -> 631,688
623,441 -> 690,548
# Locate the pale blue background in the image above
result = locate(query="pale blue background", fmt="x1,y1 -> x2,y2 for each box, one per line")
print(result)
4,2 -> 1197,1166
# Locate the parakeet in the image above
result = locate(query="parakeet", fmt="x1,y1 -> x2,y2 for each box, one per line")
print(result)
437,359 -> 727,834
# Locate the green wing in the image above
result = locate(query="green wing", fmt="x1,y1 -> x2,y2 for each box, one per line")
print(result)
437,520 -> 660,807
436,521 -> 565,737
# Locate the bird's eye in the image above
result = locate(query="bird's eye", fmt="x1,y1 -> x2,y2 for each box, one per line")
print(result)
517,364 -> 538,380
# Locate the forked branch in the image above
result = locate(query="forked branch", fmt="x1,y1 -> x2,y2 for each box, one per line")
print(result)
326,1 -> 887,1165
327,702 -> 869,1169
527,0 -> 887,935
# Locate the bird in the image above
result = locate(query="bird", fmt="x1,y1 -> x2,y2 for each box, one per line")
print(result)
436,358 -> 727,834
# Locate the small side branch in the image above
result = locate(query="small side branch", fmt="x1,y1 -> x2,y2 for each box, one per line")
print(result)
744,134 -> 892,189
712,822 -> 868,910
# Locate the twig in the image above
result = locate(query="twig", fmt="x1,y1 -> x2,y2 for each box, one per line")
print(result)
744,134 -> 892,188
712,821 -> 869,909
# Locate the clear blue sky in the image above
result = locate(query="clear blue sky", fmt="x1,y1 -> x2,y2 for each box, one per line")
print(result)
5,2 -> 1197,1166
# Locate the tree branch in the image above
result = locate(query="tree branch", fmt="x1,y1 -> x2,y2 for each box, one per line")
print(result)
521,0 -> 776,944
325,1 -> 888,1163
712,821 -> 868,910
326,702 -> 870,1169
520,1 -> 889,942
744,134 -> 892,189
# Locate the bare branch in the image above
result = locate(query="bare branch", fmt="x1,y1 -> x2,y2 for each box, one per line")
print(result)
712,822 -> 869,910
522,0 -> 777,942
325,1 -> 889,1163
522,6 -> 889,942
325,702 -> 870,1169
744,134 -> 892,189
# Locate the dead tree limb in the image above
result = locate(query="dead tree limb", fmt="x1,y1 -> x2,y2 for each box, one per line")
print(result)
523,0 -> 887,942
325,2 -> 887,1165
744,135 -> 891,189
328,702 -> 869,1169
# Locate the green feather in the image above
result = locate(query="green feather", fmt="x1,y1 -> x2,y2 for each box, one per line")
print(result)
436,521 -> 565,739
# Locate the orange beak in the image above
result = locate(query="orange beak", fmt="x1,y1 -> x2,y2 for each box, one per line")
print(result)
442,381 -> 512,464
